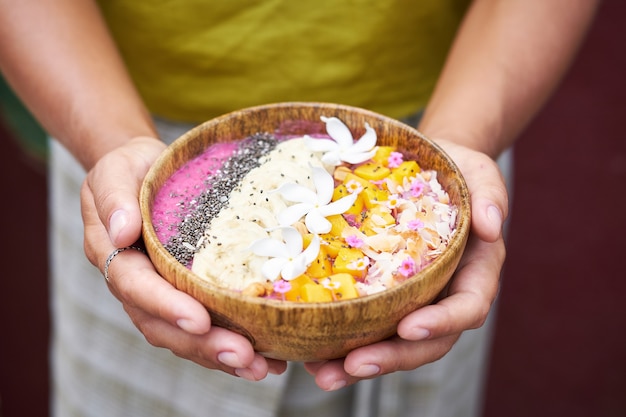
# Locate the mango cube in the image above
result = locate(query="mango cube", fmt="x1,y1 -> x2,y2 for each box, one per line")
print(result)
328,273 -> 359,300
320,234 -> 348,258
354,162 -> 391,181
305,245 -> 333,278
332,184 -> 363,215
332,184 -> 349,202
301,283 -> 333,302
326,214 -> 350,237
342,172 -> 372,192
348,194 -> 365,216
372,146 -> 396,167
332,247 -> 367,277
360,206 -> 396,235
361,187 -> 389,209
302,233 -> 315,247
284,275 -> 315,302
390,160 -> 421,183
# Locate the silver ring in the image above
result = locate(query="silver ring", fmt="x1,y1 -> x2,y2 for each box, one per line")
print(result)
104,245 -> 147,283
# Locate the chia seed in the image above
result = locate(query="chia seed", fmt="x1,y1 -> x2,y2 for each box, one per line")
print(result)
164,133 -> 279,266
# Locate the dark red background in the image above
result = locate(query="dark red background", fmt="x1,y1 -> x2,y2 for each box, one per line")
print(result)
1,1 -> 625,415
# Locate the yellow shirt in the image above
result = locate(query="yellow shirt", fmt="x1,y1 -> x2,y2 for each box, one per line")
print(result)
97,0 -> 469,123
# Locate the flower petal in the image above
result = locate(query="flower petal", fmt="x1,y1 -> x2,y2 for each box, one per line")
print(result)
321,150 -> 342,166
261,257 -> 288,280
341,149 -> 377,165
350,122 -> 377,153
249,238 -> 289,258
318,192 -> 358,217
305,136 -> 338,153
301,234 -> 321,264
277,203 -> 313,227
276,183 -> 317,204
321,116 -> 354,148
305,209 -> 333,234
311,165 -> 334,205
281,256 -> 308,280
281,227 -> 304,257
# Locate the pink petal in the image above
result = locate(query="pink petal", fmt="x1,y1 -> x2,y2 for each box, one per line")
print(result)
273,280 -> 292,293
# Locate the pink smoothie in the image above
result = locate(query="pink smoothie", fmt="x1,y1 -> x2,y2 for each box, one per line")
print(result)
152,141 -> 237,244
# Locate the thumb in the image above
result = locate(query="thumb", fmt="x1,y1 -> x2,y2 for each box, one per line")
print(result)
436,140 -> 509,243
85,136 -> 166,247
471,178 -> 508,243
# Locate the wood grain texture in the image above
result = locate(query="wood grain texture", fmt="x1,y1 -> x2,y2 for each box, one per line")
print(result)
140,102 -> 470,361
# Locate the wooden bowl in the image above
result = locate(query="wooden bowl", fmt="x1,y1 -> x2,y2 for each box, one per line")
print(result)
140,102 -> 470,361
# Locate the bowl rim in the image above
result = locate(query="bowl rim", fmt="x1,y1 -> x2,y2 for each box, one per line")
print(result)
140,101 -> 471,313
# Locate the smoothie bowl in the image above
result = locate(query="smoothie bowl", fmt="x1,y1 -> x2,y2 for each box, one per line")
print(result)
139,102 -> 470,361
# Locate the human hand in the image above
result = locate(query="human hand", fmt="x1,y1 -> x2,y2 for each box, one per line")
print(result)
80,136 -> 288,380
304,140 -> 508,391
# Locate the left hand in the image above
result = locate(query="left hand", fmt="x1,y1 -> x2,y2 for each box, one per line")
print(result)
81,136 -> 288,380
304,140 -> 508,391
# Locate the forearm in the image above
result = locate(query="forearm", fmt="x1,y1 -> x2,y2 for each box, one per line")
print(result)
419,0 -> 600,158
0,0 -> 156,170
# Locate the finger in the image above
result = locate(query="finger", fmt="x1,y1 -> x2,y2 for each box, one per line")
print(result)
104,246 -> 288,380
309,236 -> 503,389
81,140 -> 211,333
357,335 -> 456,378
468,163 -> 508,243
343,334 -> 458,378
128,310 -> 274,381
77,137 -> 290,379
104,244 -> 212,335
397,235 -> 505,341
305,358 -> 352,391
436,140 -> 509,243
306,333 -> 458,390
266,359 -> 289,375
81,178 -> 113,268
86,136 -> 165,247
302,360 -> 327,375
82,181 -> 211,335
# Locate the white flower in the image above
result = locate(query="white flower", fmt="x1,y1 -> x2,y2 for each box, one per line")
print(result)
305,116 -> 377,166
348,256 -> 370,272
249,227 -> 321,281
275,165 -> 358,234
321,278 -> 341,291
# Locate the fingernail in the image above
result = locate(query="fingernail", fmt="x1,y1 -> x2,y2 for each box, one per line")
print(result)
353,364 -> 380,378
328,380 -> 347,391
408,327 -> 431,341
109,210 -> 129,243
176,318 -> 198,333
268,363 -> 286,375
217,351 -> 243,368
235,368 -> 257,381
487,205 -> 503,230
